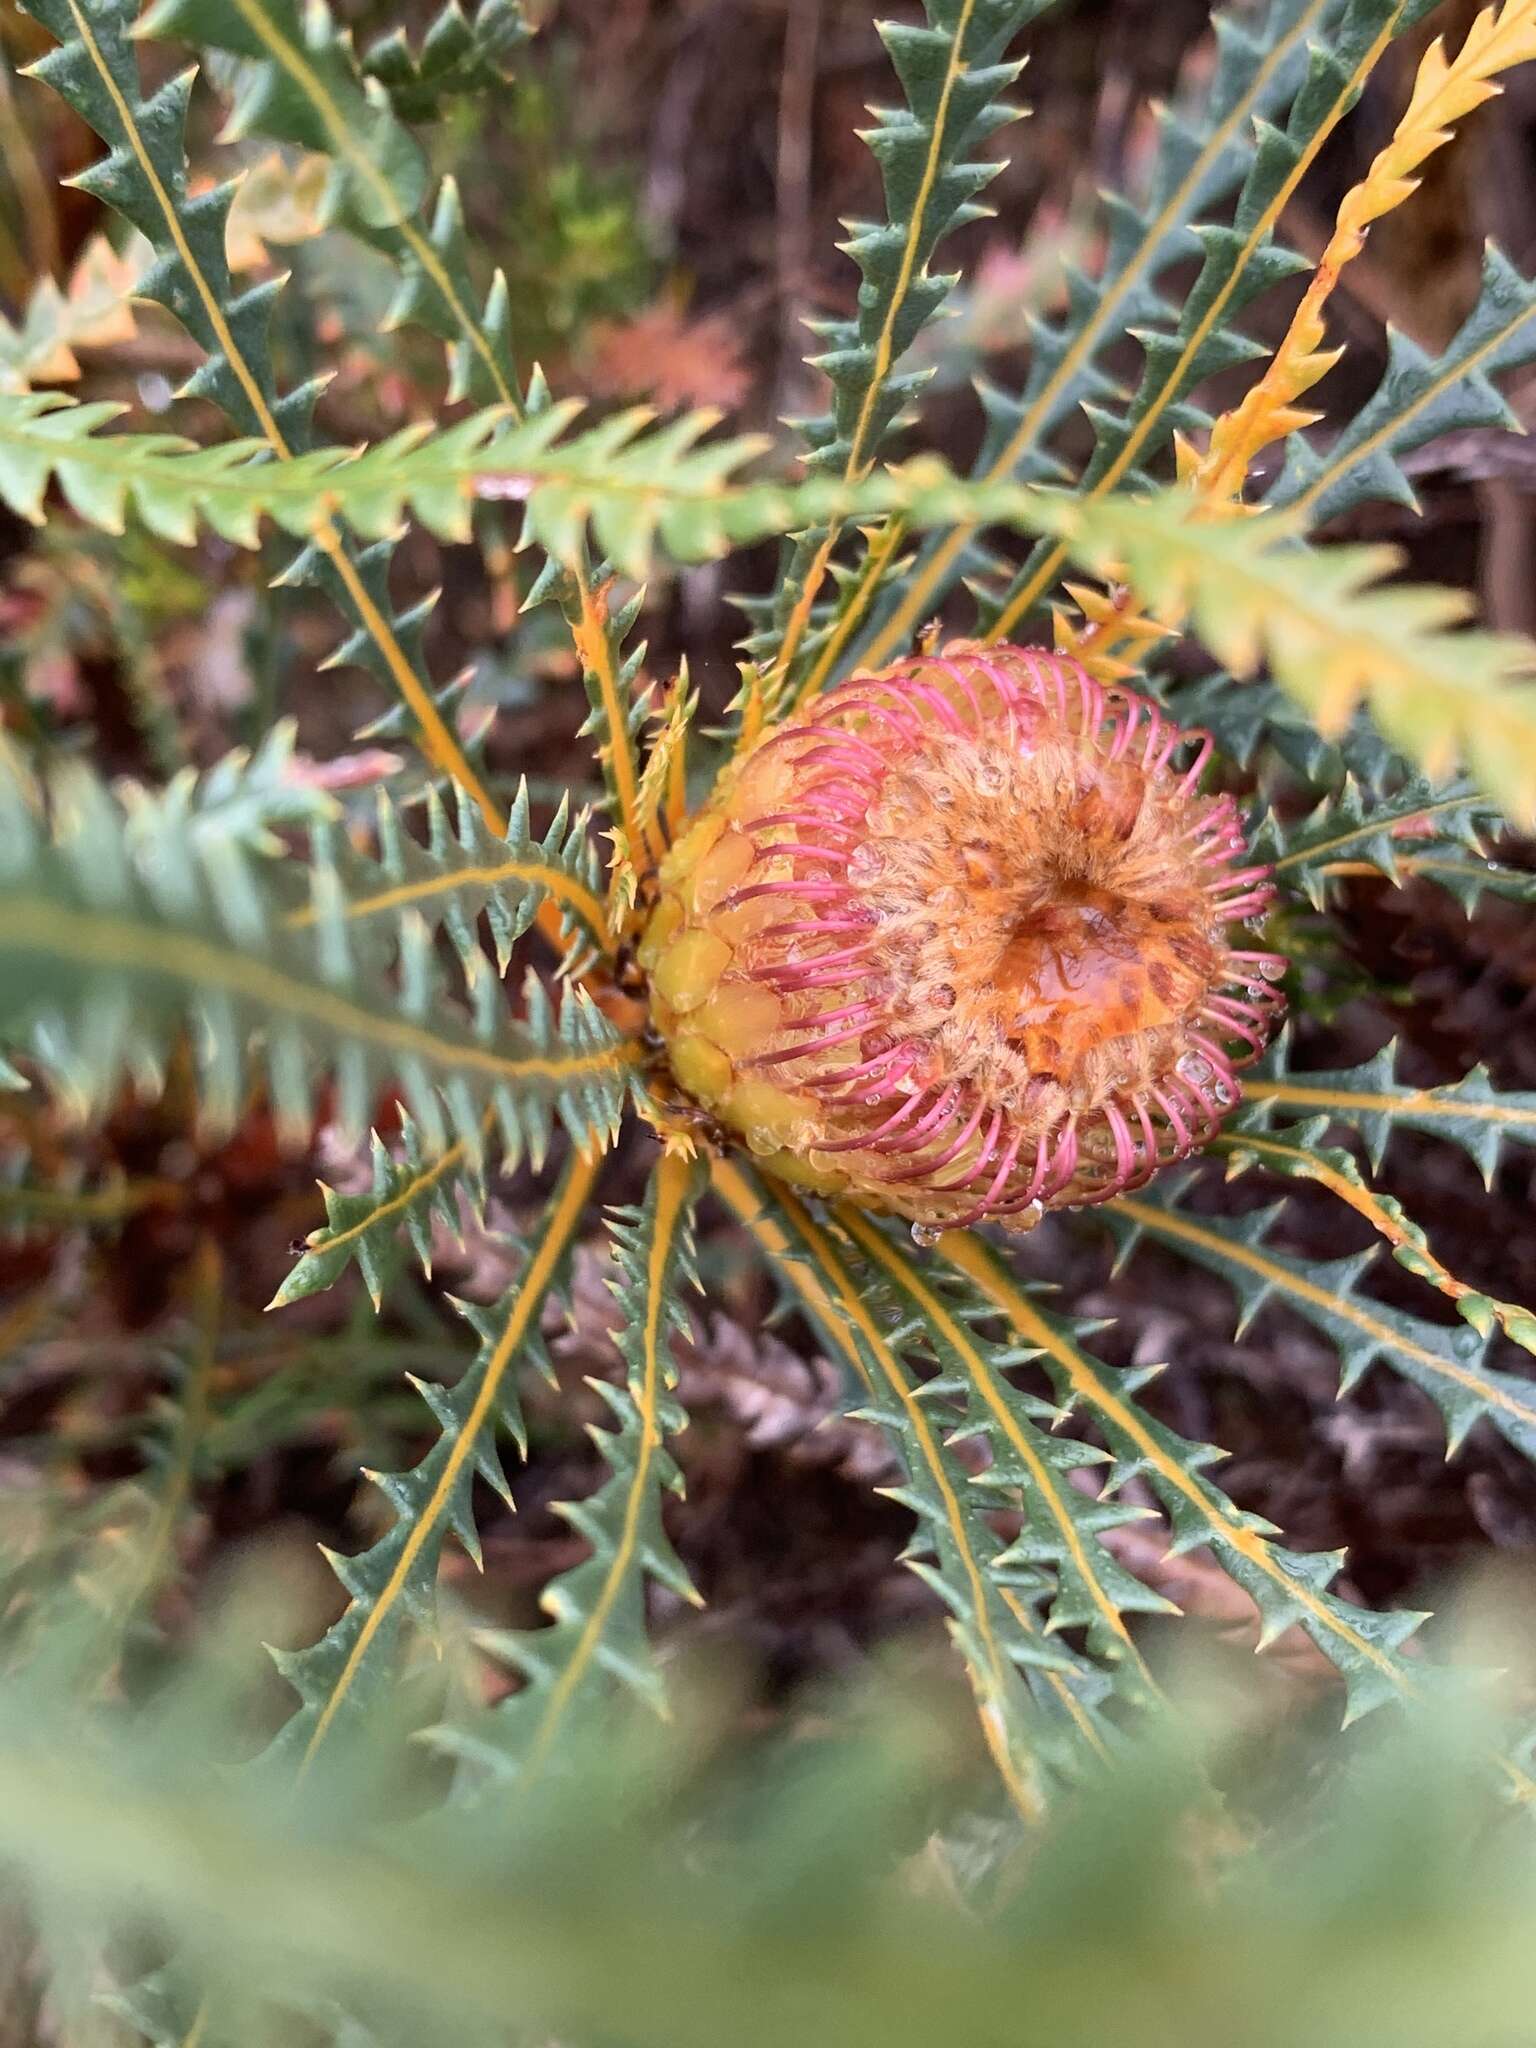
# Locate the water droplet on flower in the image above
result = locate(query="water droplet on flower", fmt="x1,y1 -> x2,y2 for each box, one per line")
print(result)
974,759 -> 1007,795
1014,1200 -> 1045,1232
848,842 -> 885,883
1245,982 -> 1266,1002
931,784 -> 956,808
911,1222 -> 941,1250
1256,956 -> 1286,983
1212,1079 -> 1234,1107
1176,1051 -> 1211,1086
931,983 -> 957,1012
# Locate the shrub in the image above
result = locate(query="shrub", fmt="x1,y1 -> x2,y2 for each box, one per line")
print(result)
2,0 -> 1536,2032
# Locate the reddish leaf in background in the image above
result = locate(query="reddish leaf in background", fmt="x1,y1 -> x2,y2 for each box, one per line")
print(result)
584,301 -> 753,414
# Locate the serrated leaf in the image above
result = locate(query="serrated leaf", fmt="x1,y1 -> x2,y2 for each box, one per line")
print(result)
360,1 -> 529,123
18,0 -> 498,821
942,1228 -> 1465,1732
1273,239 -> 1536,527
1245,1033 -> 1536,1183
0,747 -> 635,1159
836,1205 -> 1171,1691
271,1114 -> 484,1309
1214,1121 -> 1536,1356
986,0 -> 1516,656
1055,488 -> 1536,827
716,1160 -> 1116,1803
1258,773 -> 1498,909
137,0 -> 522,411
297,773 -> 608,975
265,1149 -> 601,1773
138,0 -> 427,228
0,386 -> 1104,583
1111,1180 -> 1536,1464
440,1154 -> 703,1791
762,0 -> 1051,699
841,0 -> 1405,684
1192,2 -> 1536,507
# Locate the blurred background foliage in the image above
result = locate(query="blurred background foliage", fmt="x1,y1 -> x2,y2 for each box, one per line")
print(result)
5,1581 -> 1536,2048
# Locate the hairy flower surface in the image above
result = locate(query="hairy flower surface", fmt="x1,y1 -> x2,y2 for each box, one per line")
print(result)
643,643 -> 1284,1233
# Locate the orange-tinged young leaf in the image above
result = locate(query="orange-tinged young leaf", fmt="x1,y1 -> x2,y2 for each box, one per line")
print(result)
0,234 -> 146,390
1194,0 -> 1536,504
1050,580 -> 1175,684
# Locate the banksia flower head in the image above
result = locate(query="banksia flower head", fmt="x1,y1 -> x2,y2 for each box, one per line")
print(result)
644,642 -> 1284,1236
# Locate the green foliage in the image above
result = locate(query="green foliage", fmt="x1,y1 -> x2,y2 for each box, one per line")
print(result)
804,0 -> 1043,483
718,1161 -> 1107,1807
1056,489 -> 1536,825
818,0 -> 1409,684
1215,1117 -> 1536,1355
1272,239 -> 1536,526
968,0 -> 1448,647
0,386 -> 1069,577
759,0 -> 1053,689
7,1 -> 1536,2025
1245,1033 -> 1536,1182
15,0 -> 491,804
266,1148 -> 599,1773
17,0 -> 312,440
6,1625 -> 1536,2048
139,0 -> 523,407
139,0 -> 428,228
1111,1177 -> 1536,1462
943,1230 -> 1465,1736
0,744 -> 631,1156
361,2 -> 530,123
1256,773 -> 1500,908
834,1206 -> 1171,1690
305,773 -> 608,976
450,1154 -> 703,1788
271,1113 -> 484,1309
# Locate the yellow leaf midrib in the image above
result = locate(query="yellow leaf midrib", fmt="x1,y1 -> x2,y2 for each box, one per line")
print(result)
838,1204 -> 1155,1681
941,1230 -> 1407,1682
298,1150 -> 601,1771
0,894 -> 635,1089
516,1153 -> 696,1787
283,853 -> 606,944
1112,1194 -> 1536,1433
1272,794 -> 1476,874
849,0 -> 1344,676
1245,1076 -> 1535,1130
711,1163 -> 1062,1809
